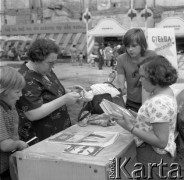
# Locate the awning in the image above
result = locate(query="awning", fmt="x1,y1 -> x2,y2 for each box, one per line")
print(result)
5,36 -> 32,42
156,17 -> 184,37
88,18 -> 128,37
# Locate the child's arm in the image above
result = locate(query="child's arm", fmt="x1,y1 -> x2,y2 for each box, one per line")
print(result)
0,139 -> 28,152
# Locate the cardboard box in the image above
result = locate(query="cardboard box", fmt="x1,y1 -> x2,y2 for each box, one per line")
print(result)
16,124 -> 137,180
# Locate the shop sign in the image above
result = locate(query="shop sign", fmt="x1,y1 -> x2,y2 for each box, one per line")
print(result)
147,28 -> 178,69
1,22 -> 86,35
156,17 -> 184,37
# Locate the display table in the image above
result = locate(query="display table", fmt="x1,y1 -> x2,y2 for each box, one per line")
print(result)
14,124 -> 136,180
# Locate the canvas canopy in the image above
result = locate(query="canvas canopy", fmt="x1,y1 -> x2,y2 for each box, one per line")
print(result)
156,17 -> 184,37
88,18 -> 128,37
5,36 -> 32,42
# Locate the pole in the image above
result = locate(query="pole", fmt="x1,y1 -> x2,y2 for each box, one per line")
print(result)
130,0 -> 133,28
86,8 -> 89,62
4,0 -> 6,24
40,0 -> 43,23
145,3 -> 147,29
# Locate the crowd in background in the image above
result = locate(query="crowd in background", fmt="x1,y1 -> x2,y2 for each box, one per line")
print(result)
1,39 -> 126,69
89,42 -> 125,70
1,44 -> 29,62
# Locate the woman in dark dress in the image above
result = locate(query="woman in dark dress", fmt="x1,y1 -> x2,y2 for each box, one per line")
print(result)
16,38 -> 80,143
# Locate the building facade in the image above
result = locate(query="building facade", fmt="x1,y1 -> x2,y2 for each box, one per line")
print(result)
1,0 -> 184,57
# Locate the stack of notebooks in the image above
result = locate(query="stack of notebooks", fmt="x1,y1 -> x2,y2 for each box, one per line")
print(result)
100,99 -> 133,118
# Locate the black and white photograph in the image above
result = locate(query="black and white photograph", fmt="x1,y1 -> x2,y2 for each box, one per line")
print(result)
0,0 -> 184,180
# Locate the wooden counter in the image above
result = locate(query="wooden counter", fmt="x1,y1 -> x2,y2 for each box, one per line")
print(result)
16,124 -> 137,180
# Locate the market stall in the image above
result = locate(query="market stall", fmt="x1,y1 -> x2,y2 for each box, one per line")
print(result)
12,124 -> 136,180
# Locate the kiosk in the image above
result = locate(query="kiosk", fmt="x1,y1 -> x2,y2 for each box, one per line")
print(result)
14,124 -> 137,180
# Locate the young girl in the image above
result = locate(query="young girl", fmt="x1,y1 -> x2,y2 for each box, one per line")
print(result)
116,28 -> 156,112
0,66 -> 28,179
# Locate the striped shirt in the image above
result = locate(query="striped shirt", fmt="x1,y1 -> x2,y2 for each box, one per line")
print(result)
0,100 -> 19,174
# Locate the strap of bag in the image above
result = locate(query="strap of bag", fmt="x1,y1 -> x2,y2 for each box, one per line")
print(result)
78,93 -> 112,122
78,101 -> 100,122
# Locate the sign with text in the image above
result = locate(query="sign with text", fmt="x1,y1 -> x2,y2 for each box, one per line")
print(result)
1,22 -> 86,35
156,17 -> 184,37
147,28 -> 178,69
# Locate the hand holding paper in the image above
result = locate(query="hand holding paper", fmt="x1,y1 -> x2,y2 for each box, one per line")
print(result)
128,109 -> 137,118
100,99 -> 133,118
100,99 -> 136,132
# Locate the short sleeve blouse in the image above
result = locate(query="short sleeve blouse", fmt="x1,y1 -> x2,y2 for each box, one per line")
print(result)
134,94 -> 177,157
0,101 -> 19,174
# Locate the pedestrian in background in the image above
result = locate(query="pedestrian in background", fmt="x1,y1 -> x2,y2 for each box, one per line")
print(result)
70,44 -> 78,66
98,43 -> 104,70
78,51 -> 83,66
104,43 -> 113,67
7,45 -> 16,61
116,28 -> 156,112
91,42 -> 104,69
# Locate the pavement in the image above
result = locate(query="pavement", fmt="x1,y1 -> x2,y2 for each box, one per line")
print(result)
0,61 -> 113,88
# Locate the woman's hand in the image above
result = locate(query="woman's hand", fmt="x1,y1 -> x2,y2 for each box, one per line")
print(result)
110,111 -> 135,132
64,92 -> 81,105
71,85 -> 84,94
128,109 -> 137,118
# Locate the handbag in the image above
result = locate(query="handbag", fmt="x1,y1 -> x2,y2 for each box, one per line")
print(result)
77,82 -> 126,122
78,93 -> 112,122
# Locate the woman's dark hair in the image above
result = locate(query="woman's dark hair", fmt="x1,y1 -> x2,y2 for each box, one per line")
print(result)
143,55 -> 178,87
123,28 -> 147,56
27,38 -> 60,62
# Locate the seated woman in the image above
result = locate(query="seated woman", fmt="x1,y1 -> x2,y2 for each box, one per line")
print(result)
16,38 -> 81,143
109,55 -> 178,179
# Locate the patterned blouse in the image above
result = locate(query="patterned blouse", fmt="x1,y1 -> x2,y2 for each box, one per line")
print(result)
134,94 -> 177,157
0,101 -> 19,174
16,62 -> 71,143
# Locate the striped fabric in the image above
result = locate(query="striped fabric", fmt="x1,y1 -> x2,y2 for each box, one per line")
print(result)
2,32 -> 95,60
0,101 -> 19,174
